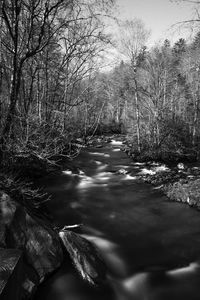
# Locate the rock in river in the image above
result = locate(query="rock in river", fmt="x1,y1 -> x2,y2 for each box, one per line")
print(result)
0,191 -> 63,298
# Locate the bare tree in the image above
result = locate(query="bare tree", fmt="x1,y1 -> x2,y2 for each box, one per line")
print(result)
0,0 -> 116,157
117,18 -> 150,151
0,0 -> 69,142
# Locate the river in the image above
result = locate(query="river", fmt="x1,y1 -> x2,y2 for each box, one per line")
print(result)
35,138 -> 200,300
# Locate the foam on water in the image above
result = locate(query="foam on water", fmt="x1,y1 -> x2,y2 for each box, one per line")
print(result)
167,262 -> 200,276
139,168 -> 156,175
89,152 -> 106,156
117,165 -> 129,169
62,170 -> 73,175
82,234 -> 127,277
123,174 -> 137,180
94,173 -> 112,181
89,152 -> 110,158
154,165 -> 169,172
77,175 -> 94,188
97,164 -> 108,171
94,160 -> 102,165
81,234 -> 117,251
77,170 -> 112,189
111,140 -> 123,146
153,185 -> 164,190
133,162 -> 145,166
79,170 -> 85,175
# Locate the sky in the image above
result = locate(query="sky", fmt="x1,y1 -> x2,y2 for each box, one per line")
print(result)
115,0 -> 197,47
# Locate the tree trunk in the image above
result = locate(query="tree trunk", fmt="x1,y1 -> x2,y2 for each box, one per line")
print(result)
192,96 -> 198,146
134,78 -> 141,152
45,49 -> 49,123
1,0 -> 21,144
2,66 -> 21,140
37,70 -> 42,124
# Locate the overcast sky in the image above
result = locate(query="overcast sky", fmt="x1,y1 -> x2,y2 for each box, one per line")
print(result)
116,0 -> 197,46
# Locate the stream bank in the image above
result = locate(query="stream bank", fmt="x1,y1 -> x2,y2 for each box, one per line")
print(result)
121,137 -> 200,211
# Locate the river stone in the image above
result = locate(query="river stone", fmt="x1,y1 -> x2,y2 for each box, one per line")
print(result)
0,190 -> 63,296
0,192 -> 17,248
6,204 -> 63,282
0,248 -> 23,300
59,230 -> 106,285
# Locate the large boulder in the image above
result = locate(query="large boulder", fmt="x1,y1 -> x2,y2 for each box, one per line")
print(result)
0,191 -> 63,298
0,248 -> 23,300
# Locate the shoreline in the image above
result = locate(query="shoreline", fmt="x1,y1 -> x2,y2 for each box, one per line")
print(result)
123,151 -> 200,211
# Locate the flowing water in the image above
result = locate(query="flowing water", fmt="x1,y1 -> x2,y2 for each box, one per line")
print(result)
35,139 -> 200,300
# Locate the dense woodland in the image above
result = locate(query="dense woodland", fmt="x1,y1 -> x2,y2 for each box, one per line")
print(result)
1,0 -> 200,165
2,2 -> 200,298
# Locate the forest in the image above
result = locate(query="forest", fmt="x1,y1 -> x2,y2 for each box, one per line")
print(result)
2,1 -> 200,299
1,0 -> 200,167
